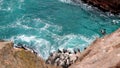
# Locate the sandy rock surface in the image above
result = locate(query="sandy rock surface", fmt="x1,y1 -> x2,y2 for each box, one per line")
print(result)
69,28 -> 120,68
0,41 -> 61,68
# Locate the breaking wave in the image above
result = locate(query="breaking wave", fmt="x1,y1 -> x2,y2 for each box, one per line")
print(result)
9,33 -> 98,59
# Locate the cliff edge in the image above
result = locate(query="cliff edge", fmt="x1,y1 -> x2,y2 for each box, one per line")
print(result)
69,28 -> 120,68
0,41 -> 61,68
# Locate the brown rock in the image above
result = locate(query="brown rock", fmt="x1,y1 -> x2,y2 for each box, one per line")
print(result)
72,0 -> 120,14
0,41 -> 61,68
69,28 -> 120,68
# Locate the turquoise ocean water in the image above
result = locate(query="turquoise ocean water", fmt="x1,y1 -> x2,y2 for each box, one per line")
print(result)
0,0 -> 120,59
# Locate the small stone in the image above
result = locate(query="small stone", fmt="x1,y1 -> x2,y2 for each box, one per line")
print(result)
58,49 -> 62,53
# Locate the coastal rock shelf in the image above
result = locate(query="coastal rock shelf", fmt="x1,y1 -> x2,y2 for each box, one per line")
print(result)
72,0 -> 120,14
70,28 -> 120,68
0,41 -> 61,68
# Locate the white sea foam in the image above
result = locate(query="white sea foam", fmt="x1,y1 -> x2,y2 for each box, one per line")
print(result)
0,0 -> 12,12
59,0 -> 72,3
8,32 -> 98,59
112,20 -> 119,24
4,10 -> 99,59
16,35 -> 35,42
47,27 -> 99,53
1,16 -> 62,38
13,17 -> 62,32
59,0 -> 95,12
0,0 -> 25,11
7,17 -> 63,59
52,34 -> 99,52
10,35 -> 52,59
0,8 -> 99,59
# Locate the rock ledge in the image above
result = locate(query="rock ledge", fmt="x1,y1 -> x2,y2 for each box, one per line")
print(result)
0,41 -> 61,68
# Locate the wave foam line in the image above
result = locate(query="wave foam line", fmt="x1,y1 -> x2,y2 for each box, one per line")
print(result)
59,0 -> 72,3
8,33 -> 99,59
9,35 -> 51,59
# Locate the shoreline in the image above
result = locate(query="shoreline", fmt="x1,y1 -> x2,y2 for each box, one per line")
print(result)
0,41 -> 62,68
0,28 -> 120,68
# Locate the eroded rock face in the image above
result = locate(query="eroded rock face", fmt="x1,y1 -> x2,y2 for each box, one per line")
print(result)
69,28 -> 120,68
0,41 -> 61,68
72,0 -> 120,14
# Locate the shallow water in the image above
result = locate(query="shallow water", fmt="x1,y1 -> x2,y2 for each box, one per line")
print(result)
0,0 -> 120,59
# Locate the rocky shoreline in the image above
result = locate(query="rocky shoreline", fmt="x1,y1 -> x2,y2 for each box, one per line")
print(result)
0,28 -> 120,68
46,49 -> 82,68
0,41 -> 62,68
46,28 -> 120,68
72,0 -> 120,14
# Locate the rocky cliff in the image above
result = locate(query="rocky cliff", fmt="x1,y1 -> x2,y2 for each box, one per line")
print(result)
0,28 -> 120,68
69,28 -> 120,68
72,0 -> 120,14
0,41 -> 61,68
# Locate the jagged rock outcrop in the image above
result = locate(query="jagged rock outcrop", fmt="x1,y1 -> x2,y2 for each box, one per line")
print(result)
72,0 -> 120,14
0,41 -> 61,68
69,28 -> 120,68
46,49 -> 81,68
